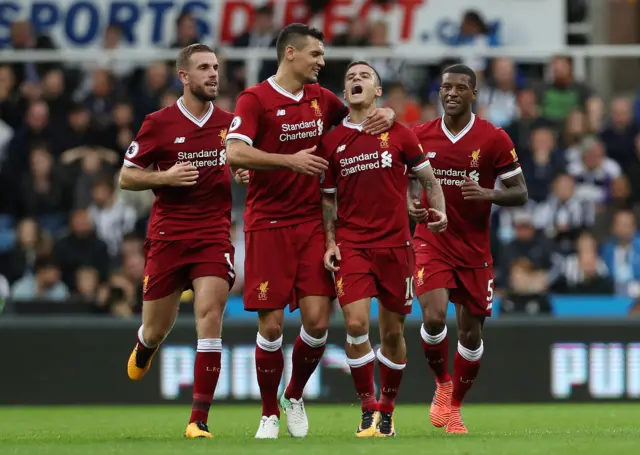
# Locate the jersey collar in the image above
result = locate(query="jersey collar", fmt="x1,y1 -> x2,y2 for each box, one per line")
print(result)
441,113 -> 475,144
177,96 -> 214,128
267,76 -> 304,102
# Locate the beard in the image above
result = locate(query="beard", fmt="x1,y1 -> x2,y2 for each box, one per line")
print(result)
190,84 -> 217,102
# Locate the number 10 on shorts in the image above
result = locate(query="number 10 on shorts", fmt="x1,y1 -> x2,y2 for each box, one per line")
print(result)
405,277 -> 414,305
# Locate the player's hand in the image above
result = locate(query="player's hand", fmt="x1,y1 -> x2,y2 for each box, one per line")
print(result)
408,198 -> 428,223
234,168 -> 250,185
363,107 -> 395,135
324,243 -> 342,272
163,162 -> 199,186
462,176 -> 494,201
427,208 -> 447,233
287,146 -> 328,176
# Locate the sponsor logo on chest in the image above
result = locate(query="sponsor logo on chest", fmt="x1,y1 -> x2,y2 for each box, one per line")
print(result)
429,148 -> 483,186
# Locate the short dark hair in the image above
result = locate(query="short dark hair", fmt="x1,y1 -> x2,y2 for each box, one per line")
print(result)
176,43 -> 215,70
276,23 -> 324,63
345,60 -> 382,87
442,64 -> 477,88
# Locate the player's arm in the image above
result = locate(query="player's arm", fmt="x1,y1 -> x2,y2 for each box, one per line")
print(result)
461,129 -> 528,206
321,191 -> 341,272
119,116 -> 198,191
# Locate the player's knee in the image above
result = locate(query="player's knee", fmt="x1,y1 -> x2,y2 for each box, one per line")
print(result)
421,307 -> 447,332
457,328 -> 482,350
380,326 -> 404,349
143,325 -> 169,346
302,319 -> 329,339
344,315 -> 369,337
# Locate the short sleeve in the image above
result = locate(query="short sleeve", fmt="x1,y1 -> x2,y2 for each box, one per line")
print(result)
226,92 -> 262,146
493,128 -> 522,180
319,142 -> 337,194
123,115 -> 158,169
402,129 -> 431,172
323,88 -> 349,127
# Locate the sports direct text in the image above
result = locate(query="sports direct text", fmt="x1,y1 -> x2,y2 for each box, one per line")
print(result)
177,149 -> 226,167
280,119 -> 324,142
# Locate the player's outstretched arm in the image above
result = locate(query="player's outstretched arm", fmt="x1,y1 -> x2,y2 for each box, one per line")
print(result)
226,139 -> 328,176
414,165 -> 447,233
119,162 -> 198,191
407,177 -> 428,224
321,192 -> 341,272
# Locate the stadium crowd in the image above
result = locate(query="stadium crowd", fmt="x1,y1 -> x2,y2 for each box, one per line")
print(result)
1,4 -> 639,317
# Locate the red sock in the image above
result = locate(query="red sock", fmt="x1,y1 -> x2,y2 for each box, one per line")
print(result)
377,350 -> 406,414
346,351 -> 377,411
451,341 -> 483,407
189,338 -> 222,423
420,324 -> 451,383
285,328 -> 326,400
255,334 -> 284,418
135,325 -> 157,367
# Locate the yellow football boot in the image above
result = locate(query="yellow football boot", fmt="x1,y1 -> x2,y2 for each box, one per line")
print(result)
355,409 -> 379,438
185,421 -> 213,438
127,344 -> 157,381
374,412 -> 396,437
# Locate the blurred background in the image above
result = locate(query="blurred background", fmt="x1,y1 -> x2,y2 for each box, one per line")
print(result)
0,0 -> 639,405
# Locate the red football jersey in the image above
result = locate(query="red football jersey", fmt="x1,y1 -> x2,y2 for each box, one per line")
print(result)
412,114 -> 521,267
123,98 -> 233,241
225,77 -> 347,231
320,119 -> 430,248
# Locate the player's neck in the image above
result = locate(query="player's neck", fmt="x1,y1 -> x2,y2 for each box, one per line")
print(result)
348,104 -> 376,125
273,69 -> 304,96
180,92 -> 211,120
443,111 -> 472,135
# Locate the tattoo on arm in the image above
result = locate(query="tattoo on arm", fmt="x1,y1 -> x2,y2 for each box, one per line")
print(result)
322,194 -> 337,246
415,166 -> 445,212
492,173 -> 528,207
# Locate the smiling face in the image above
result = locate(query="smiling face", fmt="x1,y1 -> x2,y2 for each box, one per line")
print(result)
440,72 -> 476,117
344,63 -> 381,108
288,36 -> 325,84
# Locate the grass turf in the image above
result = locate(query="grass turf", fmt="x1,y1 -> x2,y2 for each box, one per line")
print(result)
0,404 -> 638,455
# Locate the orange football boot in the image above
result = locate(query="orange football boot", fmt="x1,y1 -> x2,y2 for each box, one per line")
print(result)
185,421 -> 213,438
430,381 -> 453,428
127,344 -> 157,381
445,407 -> 468,434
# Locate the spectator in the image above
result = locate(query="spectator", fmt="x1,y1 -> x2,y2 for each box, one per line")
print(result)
384,83 -> 421,127
552,232 -> 614,295
53,209 -> 109,289
20,144 -> 68,224
74,265 -> 100,302
88,174 -> 137,261
132,62 -> 169,127
567,137 -> 621,207
504,89 -> 551,152
0,65 -> 26,133
600,97 -> 637,169
40,69 -> 70,132
501,258 -> 551,315
535,173 -> 596,255
11,256 -> 69,301
521,126 -> 566,202
82,68 -> 116,130
0,218 -> 51,284
8,20 -> 57,87
450,10 -> 499,74
533,56 -> 598,129
592,175 -> 640,243
562,109 -> 589,163
57,103 -> 100,153
497,210 -> 554,287
95,271 -> 137,317
601,210 -> 640,297
477,57 -> 518,128
171,12 -> 200,49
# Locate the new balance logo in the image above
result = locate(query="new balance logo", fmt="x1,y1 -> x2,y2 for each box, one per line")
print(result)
174,137 -> 185,143
469,170 -> 480,182
337,145 -> 346,153
277,109 -> 286,116
381,151 -> 393,168
427,152 -> 437,158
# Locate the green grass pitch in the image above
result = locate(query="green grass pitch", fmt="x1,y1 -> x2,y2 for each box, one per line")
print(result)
1,404 -> 638,455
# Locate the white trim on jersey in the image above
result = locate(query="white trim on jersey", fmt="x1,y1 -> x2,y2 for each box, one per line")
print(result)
441,113 -> 476,144
412,160 -> 431,172
123,159 -> 143,169
177,96 -> 214,127
267,76 -> 304,102
226,133 -> 254,147
342,117 -> 366,131
498,166 -> 522,180
320,187 -> 337,194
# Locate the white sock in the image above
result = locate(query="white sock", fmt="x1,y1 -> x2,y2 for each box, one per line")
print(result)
457,340 -> 484,362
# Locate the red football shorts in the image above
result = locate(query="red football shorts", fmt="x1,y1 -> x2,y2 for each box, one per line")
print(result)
335,246 -> 415,315
143,238 -> 235,301
414,249 -> 494,317
243,220 -> 335,312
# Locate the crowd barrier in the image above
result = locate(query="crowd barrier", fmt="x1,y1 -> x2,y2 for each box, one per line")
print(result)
1,317 -> 639,405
